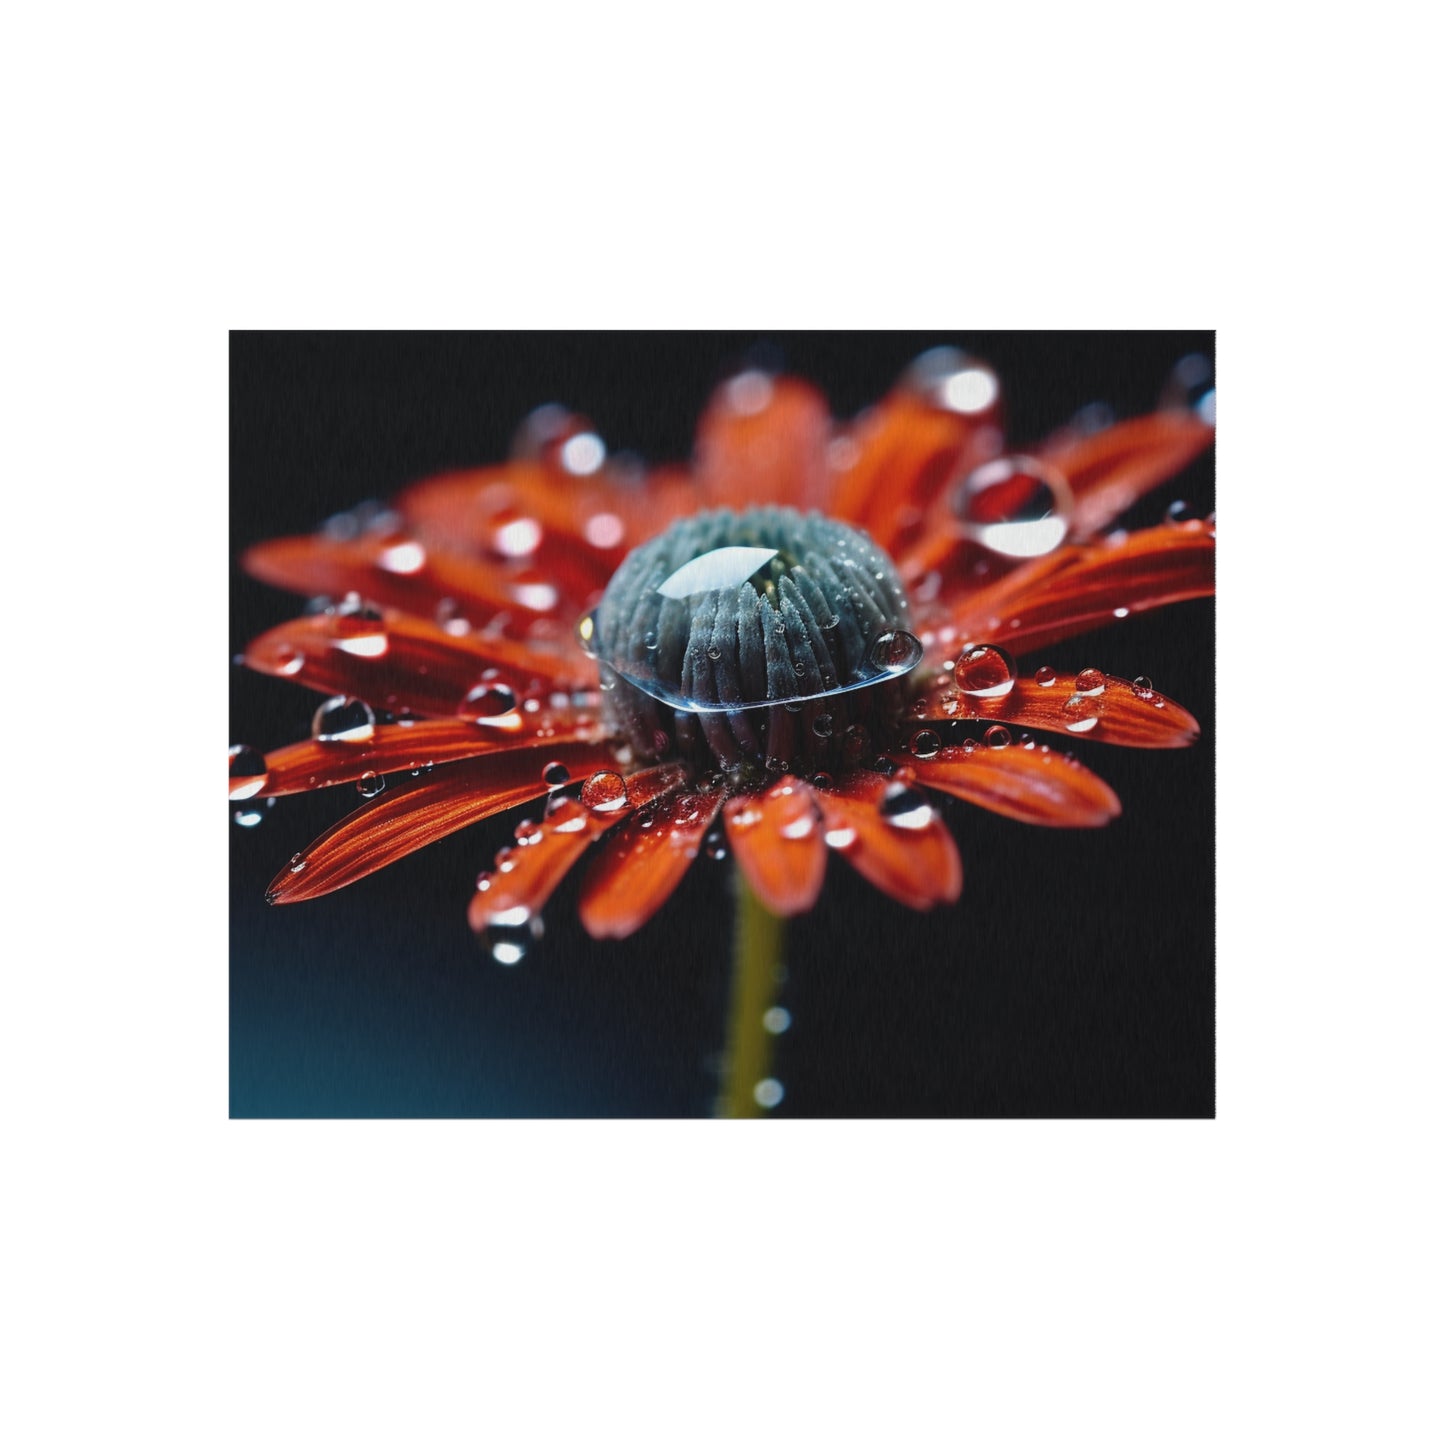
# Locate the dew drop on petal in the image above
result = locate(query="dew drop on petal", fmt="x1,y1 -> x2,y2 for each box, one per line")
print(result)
559,432 -> 606,476
904,347 -> 1000,415
910,729 -> 941,759
514,817 -> 544,846
960,737 -> 979,755
705,829 -> 728,862
542,761 -> 570,787
378,540 -> 427,575
1131,676 -> 1155,700
954,644 -> 1018,698
824,823 -> 856,849
1074,669 -> 1106,696
288,853 -> 307,875
486,913 -> 544,966
810,772 -> 834,790
233,797 -> 275,828
1063,694 -> 1104,733
274,645 -> 305,677
955,456 -> 1074,558
1165,498 -> 1199,526
984,724 -> 1011,750
1034,665 -> 1058,688
879,782 -> 933,830
581,770 -> 629,815
458,683 -> 518,719
229,744 -> 269,801
311,696 -> 376,744
356,771 -> 386,799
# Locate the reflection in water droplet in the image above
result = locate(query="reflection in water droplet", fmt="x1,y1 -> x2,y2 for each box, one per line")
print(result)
233,797 -> 275,828
288,853 -> 307,874
753,1077 -> 785,1109
811,713 -> 834,739
824,824 -> 856,849
576,610 -> 599,657
1063,694 -> 1103,732
955,456 -> 1074,558
868,629 -> 924,673
357,771 -> 386,799
311,696 -> 376,744
514,818 -> 544,846
1034,665 -> 1058,688
229,744 -> 269,801
880,782 -> 933,830
581,771 -> 629,814
955,644 -> 1018,698
487,913 -> 544,966
274,645 -> 305,677
1131,676 -> 1155,700
984,724 -> 1011,750
910,729 -> 941,759
960,737 -> 980,755
1074,669 -> 1106,696
542,761 -> 570,787
763,1007 -> 791,1035
904,347 -> 1000,415
459,682 -> 518,719
378,540 -> 427,574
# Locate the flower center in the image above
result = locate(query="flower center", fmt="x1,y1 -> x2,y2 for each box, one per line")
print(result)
587,507 -> 920,777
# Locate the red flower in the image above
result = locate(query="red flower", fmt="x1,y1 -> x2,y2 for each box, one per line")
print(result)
231,347 -> 1214,945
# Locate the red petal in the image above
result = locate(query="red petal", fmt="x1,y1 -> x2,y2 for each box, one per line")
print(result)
240,610 -> 594,716
252,718 -> 605,798
1037,411 -> 1215,541
926,521 -> 1215,660
827,391 -> 998,551
906,743 -> 1121,827
912,672 -> 1199,749
694,375 -> 833,511
264,740 -> 619,905
242,531 -> 577,625
813,772 -> 962,910
723,777 -> 827,917
578,789 -> 722,940
468,763 -> 689,932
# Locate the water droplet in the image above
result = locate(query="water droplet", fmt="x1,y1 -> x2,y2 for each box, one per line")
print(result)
378,540 -> 427,574
1018,732 -> 1035,749
560,432 -> 607,476
811,713 -> 834,739
705,829 -> 728,861
486,913 -> 544,966
356,771 -> 386,799
229,744 -> 269,801
880,782 -> 933,830
1074,669 -> 1106,696
514,817 -> 544,846
1112,606 -> 1130,620
232,797 -> 275,828
287,853 -> 307,874
753,1077 -> 785,1109
1131,676 -> 1155,700
819,612 -> 839,631
954,644 -> 1018,698
904,347 -> 1000,414
459,682 -> 518,719
575,610 -> 599,658
581,771 -> 629,815
763,1007 -> 791,1035
955,456 -> 1074,558
823,824 -> 856,849
1063,694 -> 1103,733
1034,665 -> 1057,688
984,724 -> 1011,750
809,772 -> 834,790
311,696 -> 376,744
910,729 -> 941,759
1161,353 -> 1216,425
960,737 -> 979,755
542,761 -> 570,787
707,644 -> 723,661
1165,498 -> 1199,526
643,628 -> 658,650
486,511 -> 543,559
868,629 -> 924,674
273,645 -> 305,677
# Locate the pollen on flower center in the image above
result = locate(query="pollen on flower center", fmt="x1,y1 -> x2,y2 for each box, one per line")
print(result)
587,507 -> 921,777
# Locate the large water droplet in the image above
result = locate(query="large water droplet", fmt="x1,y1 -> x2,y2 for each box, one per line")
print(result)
880,782 -> 933,830
356,771 -> 386,799
581,771 -> 629,815
868,629 -> 924,674
1131,676 -> 1155,700
229,744 -> 269,801
1161,353 -> 1216,425
458,682 -> 518,719
903,347 -> 1000,415
984,724 -> 1011,750
954,644 -> 1018,698
1034,665 -> 1058,688
1074,668 -> 1106,696
542,761 -> 571,787
311,696 -> 376,744
955,456 -> 1074,558
910,729 -> 941,759
1063,694 -> 1103,733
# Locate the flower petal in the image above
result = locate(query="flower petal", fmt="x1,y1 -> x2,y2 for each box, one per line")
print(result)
578,789 -> 722,940
723,777 -> 827,918
912,672 -> 1199,748
925,520 -> 1215,660
250,718 -> 605,798
1037,411 -> 1215,541
813,772 -> 962,910
826,390 -> 998,552
264,740 -> 619,905
242,530 -> 575,626
906,743 -> 1121,827
240,610 -> 595,716
695,374 -> 833,512
468,763 -> 689,932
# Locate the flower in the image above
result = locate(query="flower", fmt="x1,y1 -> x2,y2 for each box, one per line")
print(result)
231,346 -> 1214,948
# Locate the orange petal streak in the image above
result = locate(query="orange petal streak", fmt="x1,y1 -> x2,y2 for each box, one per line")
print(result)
813,773 -> 962,910
265,740 -> 619,905
468,764 -> 690,933
1036,411 -> 1215,541
578,790 -> 722,940
906,743 -> 1121,828
914,673 -> 1200,749
926,521 -> 1215,661
724,777 -> 827,918
255,718 -> 606,798
241,610 -> 595,716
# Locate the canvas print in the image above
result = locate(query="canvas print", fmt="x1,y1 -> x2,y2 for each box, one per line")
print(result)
230,332 -> 1215,1118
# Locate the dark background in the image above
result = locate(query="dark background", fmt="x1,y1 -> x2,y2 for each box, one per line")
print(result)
230,332 -> 1215,1118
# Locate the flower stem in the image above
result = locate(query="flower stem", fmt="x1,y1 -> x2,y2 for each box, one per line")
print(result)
715,869 -> 785,1119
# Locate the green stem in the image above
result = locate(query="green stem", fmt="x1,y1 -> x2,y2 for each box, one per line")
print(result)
715,869 -> 786,1119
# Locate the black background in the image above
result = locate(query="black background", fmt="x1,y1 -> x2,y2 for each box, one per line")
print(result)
230,332 -> 1214,1117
